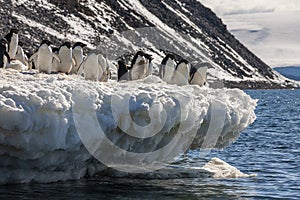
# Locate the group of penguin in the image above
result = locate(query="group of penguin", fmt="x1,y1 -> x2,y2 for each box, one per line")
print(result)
119,52 -> 207,86
0,28 -> 207,86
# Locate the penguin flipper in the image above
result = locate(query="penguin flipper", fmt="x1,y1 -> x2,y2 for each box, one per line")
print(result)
72,56 -> 77,67
53,53 -> 61,63
5,52 -> 11,63
29,52 -> 38,62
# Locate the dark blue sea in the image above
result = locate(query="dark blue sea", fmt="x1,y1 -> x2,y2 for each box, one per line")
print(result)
1,90 -> 299,199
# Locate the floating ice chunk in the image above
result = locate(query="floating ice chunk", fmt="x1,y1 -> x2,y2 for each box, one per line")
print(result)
0,69 -> 257,183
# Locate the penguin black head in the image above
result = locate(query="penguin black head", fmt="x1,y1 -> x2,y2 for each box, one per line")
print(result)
73,42 -> 87,48
143,53 -> 153,62
166,54 -> 175,60
10,28 -> 19,34
41,40 -> 52,46
61,41 -> 72,49
176,59 -> 189,70
178,59 -> 189,65
136,51 -> 145,57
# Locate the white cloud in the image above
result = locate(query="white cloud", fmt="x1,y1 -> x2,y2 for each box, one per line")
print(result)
198,0 -> 300,16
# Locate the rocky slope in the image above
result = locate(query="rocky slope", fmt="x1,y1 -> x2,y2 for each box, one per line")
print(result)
0,0 -> 298,89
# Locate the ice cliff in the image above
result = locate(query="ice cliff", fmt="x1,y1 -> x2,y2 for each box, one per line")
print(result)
0,69 -> 257,184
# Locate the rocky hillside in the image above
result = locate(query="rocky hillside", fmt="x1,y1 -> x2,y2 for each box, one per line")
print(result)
0,0 -> 298,89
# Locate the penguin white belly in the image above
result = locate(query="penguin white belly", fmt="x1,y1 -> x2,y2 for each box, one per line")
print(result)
37,46 -> 53,73
71,48 -> 84,74
146,62 -> 153,76
130,59 -> 148,80
58,47 -> 73,74
8,34 -> 18,59
190,67 -> 207,86
83,54 -> 102,81
98,54 -> 107,82
2,55 -> 8,68
171,66 -> 189,86
51,57 -> 58,72
160,60 -> 175,83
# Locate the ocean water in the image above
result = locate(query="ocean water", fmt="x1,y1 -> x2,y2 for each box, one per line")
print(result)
0,89 -> 299,199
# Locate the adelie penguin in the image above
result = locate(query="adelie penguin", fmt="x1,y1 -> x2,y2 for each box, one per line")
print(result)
57,41 -> 75,74
51,47 -> 59,72
78,53 -> 103,81
159,54 -> 176,83
98,54 -> 110,82
29,40 -> 60,74
189,62 -> 209,87
117,59 -> 128,81
0,38 -> 10,68
71,42 -> 87,74
15,41 -> 29,67
4,28 -> 19,59
170,59 -> 190,86
129,51 -> 152,80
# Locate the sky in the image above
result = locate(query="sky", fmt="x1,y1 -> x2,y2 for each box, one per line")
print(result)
198,0 -> 300,67
199,0 -> 300,15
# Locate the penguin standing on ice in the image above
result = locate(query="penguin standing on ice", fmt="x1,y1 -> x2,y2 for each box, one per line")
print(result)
78,53 -> 103,81
170,59 -> 190,86
51,47 -> 59,72
71,42 -> 87,74
14,41 -> 28,67
29,40 -> 60,74
117,59 -> 128,81
189,62 -> 209,87
144,53 -> 153,76
98,53 -> 109,82
4,28 -> 19,59
57,41 -> 74,74
128,51 -> 150,80
0,38 -> 10,68
159,54 -> 176,83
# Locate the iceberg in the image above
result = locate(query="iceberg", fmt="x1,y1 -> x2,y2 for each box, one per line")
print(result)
0,69 -> 257,184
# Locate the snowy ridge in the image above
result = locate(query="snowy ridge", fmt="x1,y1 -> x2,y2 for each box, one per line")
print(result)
0,69 -> 256,184
0,0 -> 298,88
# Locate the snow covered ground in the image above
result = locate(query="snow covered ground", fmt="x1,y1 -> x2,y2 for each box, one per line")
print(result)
0,69 -> 257,183
199,0 -> 300,68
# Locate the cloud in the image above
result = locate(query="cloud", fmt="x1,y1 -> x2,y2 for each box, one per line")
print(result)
198,0 -> 300,16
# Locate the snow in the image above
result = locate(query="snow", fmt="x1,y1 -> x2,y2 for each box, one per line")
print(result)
0,69 -> 257,184
203,157 -> 257,178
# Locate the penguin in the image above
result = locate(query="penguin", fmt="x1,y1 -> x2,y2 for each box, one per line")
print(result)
117,59 -> 128,81
14,41 -> 29,68
128,51 -> 149,80
29,40 -> 60,74
51,47 -> 59,72
98,55 -> 111,82
159,54 -> 176,83
0,38 -> 10,68
189,62 -> 209,87
57,41 -> 74,74
4,28 -> 19,59
28,49 -> 37,70
170,59 -> 190,86
71,42 -> 87,74
78,53 -> 103,81
143,53 -> 153,76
